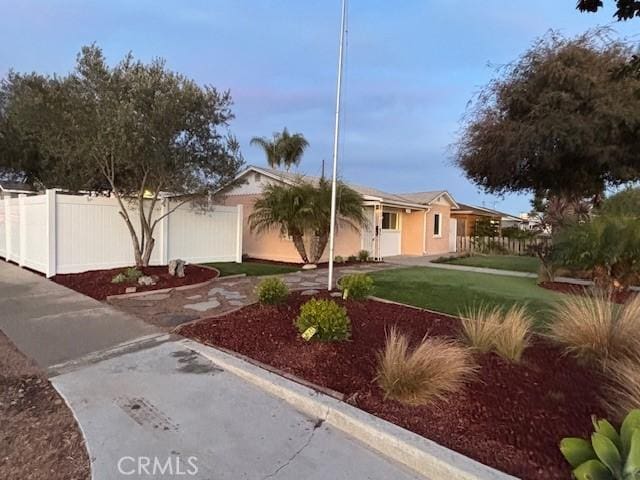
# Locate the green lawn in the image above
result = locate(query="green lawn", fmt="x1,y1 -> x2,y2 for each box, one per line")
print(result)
440,254 -> 540,274
203,261 -> 299,277
370,267 -> 561,326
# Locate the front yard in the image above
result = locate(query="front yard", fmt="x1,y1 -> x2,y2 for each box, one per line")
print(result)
369,266 -> 561,325
436,254 -> 540,273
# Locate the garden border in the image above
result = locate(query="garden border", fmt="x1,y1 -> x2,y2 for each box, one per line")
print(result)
181,338 -> 517,480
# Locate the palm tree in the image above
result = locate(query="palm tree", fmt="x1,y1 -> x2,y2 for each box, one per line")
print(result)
248,179 -> 366,264
250,128 -> 309,171
308,178 -> 367,263
248,182 -> 315,263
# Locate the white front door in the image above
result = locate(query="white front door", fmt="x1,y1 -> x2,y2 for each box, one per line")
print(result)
379,209 -> 401,257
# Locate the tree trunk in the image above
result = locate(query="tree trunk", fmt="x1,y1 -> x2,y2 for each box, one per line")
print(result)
141,237 -> 155,267
291,234 -> 309,263
310,231 -> 329,264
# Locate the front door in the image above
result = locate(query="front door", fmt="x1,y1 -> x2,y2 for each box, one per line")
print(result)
380,209 -> 401,257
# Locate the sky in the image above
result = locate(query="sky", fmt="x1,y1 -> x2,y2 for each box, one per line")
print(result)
0,1 -> 637,215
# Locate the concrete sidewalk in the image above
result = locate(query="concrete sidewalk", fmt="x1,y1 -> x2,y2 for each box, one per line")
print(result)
0,261 -> 159,368
52,338 -> 422,480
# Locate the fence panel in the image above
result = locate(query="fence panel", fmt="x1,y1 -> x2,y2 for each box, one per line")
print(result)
167,203 -> 241,264
456,235 -> 549,255
0,191 -> 242,276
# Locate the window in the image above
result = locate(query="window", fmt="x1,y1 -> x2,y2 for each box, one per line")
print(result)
381,211 -> 398,230
433,213 -> 442,237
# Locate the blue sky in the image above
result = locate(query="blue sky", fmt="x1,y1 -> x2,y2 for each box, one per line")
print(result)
0,1 -> 637,214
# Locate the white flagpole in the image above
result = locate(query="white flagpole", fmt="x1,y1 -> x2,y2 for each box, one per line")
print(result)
327,0 -> 347,291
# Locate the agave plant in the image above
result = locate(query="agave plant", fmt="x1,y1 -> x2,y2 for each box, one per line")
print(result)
560,409 -> 640,479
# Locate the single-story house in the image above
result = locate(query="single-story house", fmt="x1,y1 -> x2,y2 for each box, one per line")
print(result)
451,203 -> 523,236
219,166 -> 459,263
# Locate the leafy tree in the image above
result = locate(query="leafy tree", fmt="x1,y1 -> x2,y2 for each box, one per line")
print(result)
577,0 -> 640,21
455,31 -> 640,202
0,45 -> 243,266
248,179 -> 365,264
599,187 -> 640,217
250,128 -> 309,171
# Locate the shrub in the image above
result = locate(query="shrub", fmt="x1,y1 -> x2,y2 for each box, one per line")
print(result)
376,327 -> 476,406
111,267 -> 143,284
334,255 -> 345,263
295,299 -> 350,341
340,274 -> 374,300
559,409 -> 640,480
460,304 -> 532,362
552,215 -> 640,291
256,277 -> 289,305
549,291 -> 640,366
347,255 -> 358,262
606,359 -> 640,420
358,250 -> 370,262
111,273 -> 127,284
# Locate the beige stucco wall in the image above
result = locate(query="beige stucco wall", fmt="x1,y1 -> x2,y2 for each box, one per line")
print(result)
222,194 -> 362,263
400,210 -> 425,255
424,203 -> 452,255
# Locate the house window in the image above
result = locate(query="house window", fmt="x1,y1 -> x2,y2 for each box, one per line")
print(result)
434,213 -> 442,237
381,211 -> 398,230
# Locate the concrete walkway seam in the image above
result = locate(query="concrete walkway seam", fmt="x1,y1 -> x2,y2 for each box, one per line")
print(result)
181,339 -> 517,480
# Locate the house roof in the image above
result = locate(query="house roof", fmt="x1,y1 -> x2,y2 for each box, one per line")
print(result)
0,181 -> 35,193
236,165 -> 441,210
453,202 -> 522,222
397,191 -> 459,209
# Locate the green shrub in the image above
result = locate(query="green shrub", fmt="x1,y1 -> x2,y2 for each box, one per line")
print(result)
358,250 -> 370,262
124,267 -> 143,281
560,409 -> 640,480
347,255 -> 358,262
256,277 -> 289,304
340,274 -> 374,300
295,299 -> 351,341
111,273 -> 127,284
334,255 -> 345,263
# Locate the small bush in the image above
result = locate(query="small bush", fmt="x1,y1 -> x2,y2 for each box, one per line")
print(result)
376,327 -> 476,406
358,250 -> 370,262
549,291 -> 640,366
340,274 -> 374,300
606,359 -> 640,419
347,255 -> 358,262
334,255 -> 345,263
124,267 -> 143,281
111,273 -> 127,284
460,304 -> 532,362
256,277 -> 289,305
295,299 -> 351,341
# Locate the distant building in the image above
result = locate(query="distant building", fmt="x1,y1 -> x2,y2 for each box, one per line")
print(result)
451,203 -> 524,236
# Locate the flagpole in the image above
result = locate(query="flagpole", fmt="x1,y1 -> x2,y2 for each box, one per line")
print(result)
327,0 -> 347,291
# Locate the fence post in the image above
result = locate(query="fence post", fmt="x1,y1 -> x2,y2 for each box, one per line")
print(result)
45,189 -> 57,278
158,198 -> 169,265
235,204 -> 243,263
4,197 -> 10,261
18,194 -> 26,267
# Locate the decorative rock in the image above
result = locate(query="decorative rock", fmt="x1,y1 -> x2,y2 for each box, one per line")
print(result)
330,292 -> 343,297
228,300 -> 244,307
301,289 -> 320,296
125,286 -> 137,294
186,295 -> 202,300
138,275 -> 157,287
302,264 -> 317,270
168,259 -> 186,278
184,299 -> 221,312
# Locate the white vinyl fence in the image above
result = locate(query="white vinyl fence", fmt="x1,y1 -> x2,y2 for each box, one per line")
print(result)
0,190 -> 243,277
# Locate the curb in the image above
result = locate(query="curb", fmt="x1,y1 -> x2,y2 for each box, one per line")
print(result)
105,277 -> 218,301
181,339 -> 517,480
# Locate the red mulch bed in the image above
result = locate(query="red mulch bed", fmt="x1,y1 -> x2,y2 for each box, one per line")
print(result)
179,292 -> 606,480
540,281 -> 637,304
53,265 -> 218,300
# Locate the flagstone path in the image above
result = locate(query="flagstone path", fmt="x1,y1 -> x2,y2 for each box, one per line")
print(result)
108,263 -> 395,329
